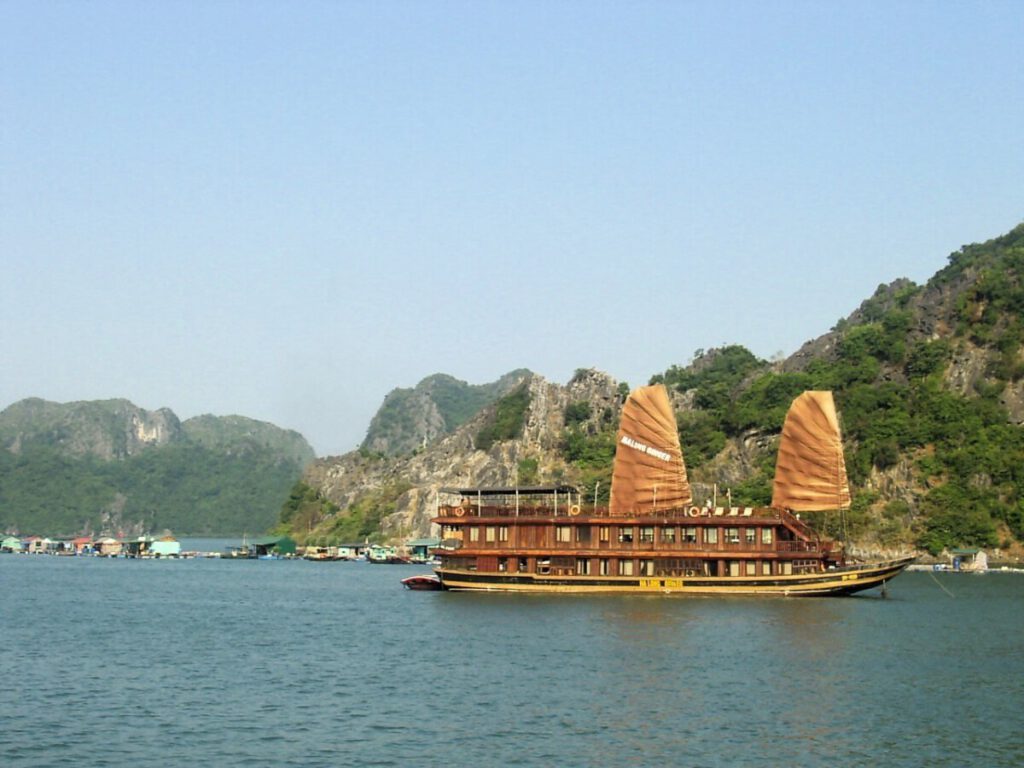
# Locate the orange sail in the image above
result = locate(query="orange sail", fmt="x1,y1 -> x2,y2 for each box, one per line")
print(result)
771,391 -> 851,512
609,384 -> 692,515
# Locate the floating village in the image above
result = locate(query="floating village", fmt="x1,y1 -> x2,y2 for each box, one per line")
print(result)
0,534 -> 442,564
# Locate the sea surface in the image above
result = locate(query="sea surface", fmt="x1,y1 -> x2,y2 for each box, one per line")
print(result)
2,552 -> 1022,767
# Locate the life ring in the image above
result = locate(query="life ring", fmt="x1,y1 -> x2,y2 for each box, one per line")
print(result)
569,505 -> 581,516
688,506 -> 701,518
454,507 -> 465,517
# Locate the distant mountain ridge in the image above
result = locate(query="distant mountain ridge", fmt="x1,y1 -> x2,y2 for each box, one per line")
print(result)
0,398 -> 315,536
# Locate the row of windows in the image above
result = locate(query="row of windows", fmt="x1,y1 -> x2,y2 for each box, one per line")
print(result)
452,556 -> 809,577
564,525 -> 773,546
467,526 -> 509,543
452,524 -> 776,546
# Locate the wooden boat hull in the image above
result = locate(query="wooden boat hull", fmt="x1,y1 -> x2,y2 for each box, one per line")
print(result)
437,556 -> 914,596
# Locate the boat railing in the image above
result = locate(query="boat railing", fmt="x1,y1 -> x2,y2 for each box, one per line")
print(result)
775,540 -> 820,553
437,504 -> 785,521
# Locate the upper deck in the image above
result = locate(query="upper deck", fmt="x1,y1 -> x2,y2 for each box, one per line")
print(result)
432,486 -> 819,541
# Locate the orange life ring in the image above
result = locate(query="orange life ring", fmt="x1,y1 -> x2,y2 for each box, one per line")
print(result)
688,506 -> 701,517
569,505 -> 581,516
454,507 -> 465,517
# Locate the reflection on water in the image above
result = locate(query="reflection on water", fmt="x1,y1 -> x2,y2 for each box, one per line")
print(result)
1,560 -> 1022,767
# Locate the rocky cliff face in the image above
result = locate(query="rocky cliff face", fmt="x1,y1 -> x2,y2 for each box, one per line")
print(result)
305,369 -> 623,539
361,370 -> 531,456
0,398 -> 182,460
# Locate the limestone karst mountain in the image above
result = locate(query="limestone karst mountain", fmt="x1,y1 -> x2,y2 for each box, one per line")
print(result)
0,399 -> 315,536
290,222 -> 1024,558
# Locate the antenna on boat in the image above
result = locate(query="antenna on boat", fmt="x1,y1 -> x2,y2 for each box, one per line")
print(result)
593,481 -> 600,510
515,465 -> 520,517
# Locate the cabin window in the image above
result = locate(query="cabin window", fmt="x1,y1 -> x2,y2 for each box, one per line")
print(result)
704,528 -> 718,544
761,528 -> 773,545
745,561 -> 756,576
577,527 -> 591,544
538,558 -> 552,575
619,527 -> 635,544
619,560 -> 634,576
469,527 -> 480,542
639,526 -> 655,544
781,561 -> 793,575
745,528 -> 756,544
599,526 -> 610,543
556,526 -> 572,543
576,558 -> 591,575
725,527 -> 740,544
485,526 -> 497,543
498,557 -> 507,572
728,561 -> 740,577
499,526 -> 508,542
599,558 -> 610,576
762,562 -> 771,575
661,526 -> 676,543
683,527 -> 697,543
519,557 -> 529,572
640,559 -> 655,576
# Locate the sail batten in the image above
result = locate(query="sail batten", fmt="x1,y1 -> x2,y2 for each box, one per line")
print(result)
771,391 -> 851,512
609,384 -> 691,515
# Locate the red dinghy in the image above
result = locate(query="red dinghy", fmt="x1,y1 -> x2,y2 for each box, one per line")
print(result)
401,574 -> 444,591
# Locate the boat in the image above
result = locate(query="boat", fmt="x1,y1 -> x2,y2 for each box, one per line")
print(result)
367,544 -> 411,564
401,574 -> 444,590
303,546 -> 345,561
432,386 -> 914,595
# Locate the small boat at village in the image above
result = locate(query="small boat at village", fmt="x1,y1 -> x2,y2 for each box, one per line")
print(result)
302,546 -> 345,561
430,386 -> 913,595
401,574 -> 444,590
367,544 -> 411,564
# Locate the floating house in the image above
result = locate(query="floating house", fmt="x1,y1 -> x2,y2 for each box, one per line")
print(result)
251,536 -> 297,558
94,537 -> 123,557
72,537 -> 93,554
124,536 -> 155,557
26,536 -> 51,554
405,537 -> 441,562
1,536 -> 23,553
150,536 -> 181,557
951,548 -> 988,572
338,543 -> 367,559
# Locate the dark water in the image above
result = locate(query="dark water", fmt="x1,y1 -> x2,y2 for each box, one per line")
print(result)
2,556 -> 1021,767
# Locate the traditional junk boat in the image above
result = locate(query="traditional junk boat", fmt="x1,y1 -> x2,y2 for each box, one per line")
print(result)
432,386 -> 913,595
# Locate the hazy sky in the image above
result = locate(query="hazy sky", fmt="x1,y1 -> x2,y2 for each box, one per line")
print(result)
2,2 -> 1022,456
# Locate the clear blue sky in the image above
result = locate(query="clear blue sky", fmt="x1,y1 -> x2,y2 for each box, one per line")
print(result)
2,1 -> 1022,456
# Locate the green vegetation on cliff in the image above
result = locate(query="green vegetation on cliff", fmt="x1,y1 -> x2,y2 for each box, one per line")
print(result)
0,400 -> 315,536
653,224 -> 1024,554
279,480 -> 412,546
363,370 -> 530,456
475,383 -> 532,451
